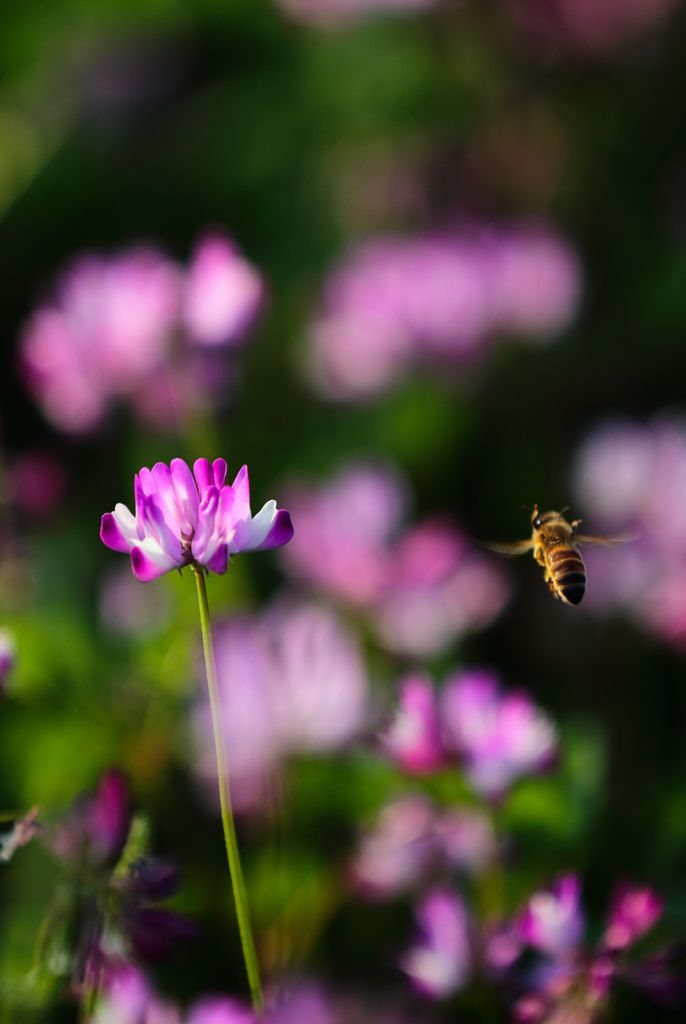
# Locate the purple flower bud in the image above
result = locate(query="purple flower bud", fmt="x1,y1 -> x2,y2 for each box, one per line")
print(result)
400,888 -> 471,999
517,874 -> 584,958
124,906 -> 197,960
87,770 -> 130,863
602,883 -> 663,951
126,856 -> 179,902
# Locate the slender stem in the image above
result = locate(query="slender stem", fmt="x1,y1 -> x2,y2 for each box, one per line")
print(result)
192,566 -> 264,1014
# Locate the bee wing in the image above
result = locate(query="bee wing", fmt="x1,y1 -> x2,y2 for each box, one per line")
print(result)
573,534 -> 635,547
482,539 -> 535,557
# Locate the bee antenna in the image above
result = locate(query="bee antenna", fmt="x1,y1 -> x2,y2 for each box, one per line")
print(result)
560,506 -> 570,515
521,504 -> 532,513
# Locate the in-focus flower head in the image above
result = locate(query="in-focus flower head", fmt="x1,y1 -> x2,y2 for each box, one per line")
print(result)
101,458 -> 293,581
440,669 -> 557,797
400,888 -> 471,998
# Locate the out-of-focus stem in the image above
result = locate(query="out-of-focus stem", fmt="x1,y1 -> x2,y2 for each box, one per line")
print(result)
192,566 -> 264,1014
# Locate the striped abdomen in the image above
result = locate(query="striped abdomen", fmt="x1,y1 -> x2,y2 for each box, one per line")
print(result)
547,544 -> 587,605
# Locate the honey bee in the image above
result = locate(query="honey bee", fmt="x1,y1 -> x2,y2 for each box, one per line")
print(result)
486,505 -> 631,606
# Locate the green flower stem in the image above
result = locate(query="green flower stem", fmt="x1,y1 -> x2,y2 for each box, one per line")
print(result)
192,566 -> 264,1015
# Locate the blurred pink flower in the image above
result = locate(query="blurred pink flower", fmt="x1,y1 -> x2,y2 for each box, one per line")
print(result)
94,965 -> 258,1024
351,797 -> 437,898
306,225 -> 582,401
266,982 -> 335,1024
509,0 -> 678,57
435,808 -> 496,874
186,996 -> 256,1024
182,234 -> 264,347
400,889 -> 471,998
22,248 -> 180,433
21,232 -> 263,435
352,798 -> 494,899
602,883 -> 663,952
282,466 -> 509,656
485,228 -> 582,343
509,875 -> 668,1023
440,669 -> 557,797
381,674 -> 444,775
572,415 -> 686,647
193,601 -> 369,810
517,874 -> 585,958
374,520 -> 511,657
282,464 -> 404,606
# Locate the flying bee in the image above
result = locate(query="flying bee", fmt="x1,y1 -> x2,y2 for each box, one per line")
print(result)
486,505 -> 632,606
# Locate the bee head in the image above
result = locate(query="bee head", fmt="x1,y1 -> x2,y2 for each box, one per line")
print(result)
531,508 -> 568,530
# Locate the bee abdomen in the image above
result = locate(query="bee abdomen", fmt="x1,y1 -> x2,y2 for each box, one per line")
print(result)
548,545 -> 586,605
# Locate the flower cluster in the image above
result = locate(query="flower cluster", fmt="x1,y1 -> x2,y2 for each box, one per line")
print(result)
47,771 -> 193,998
281,464 -> 510,657
509,0 -> 678,57
382,669 -> 558,797
352,797 -> 495,899
399,873 -> 667,1013
572,415 -> 686,647
192,600 -> 369,809
93,967 -> 420,1024
21,232 -> 264,433
305,225 -> 582,401
101,458 -> 293,582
